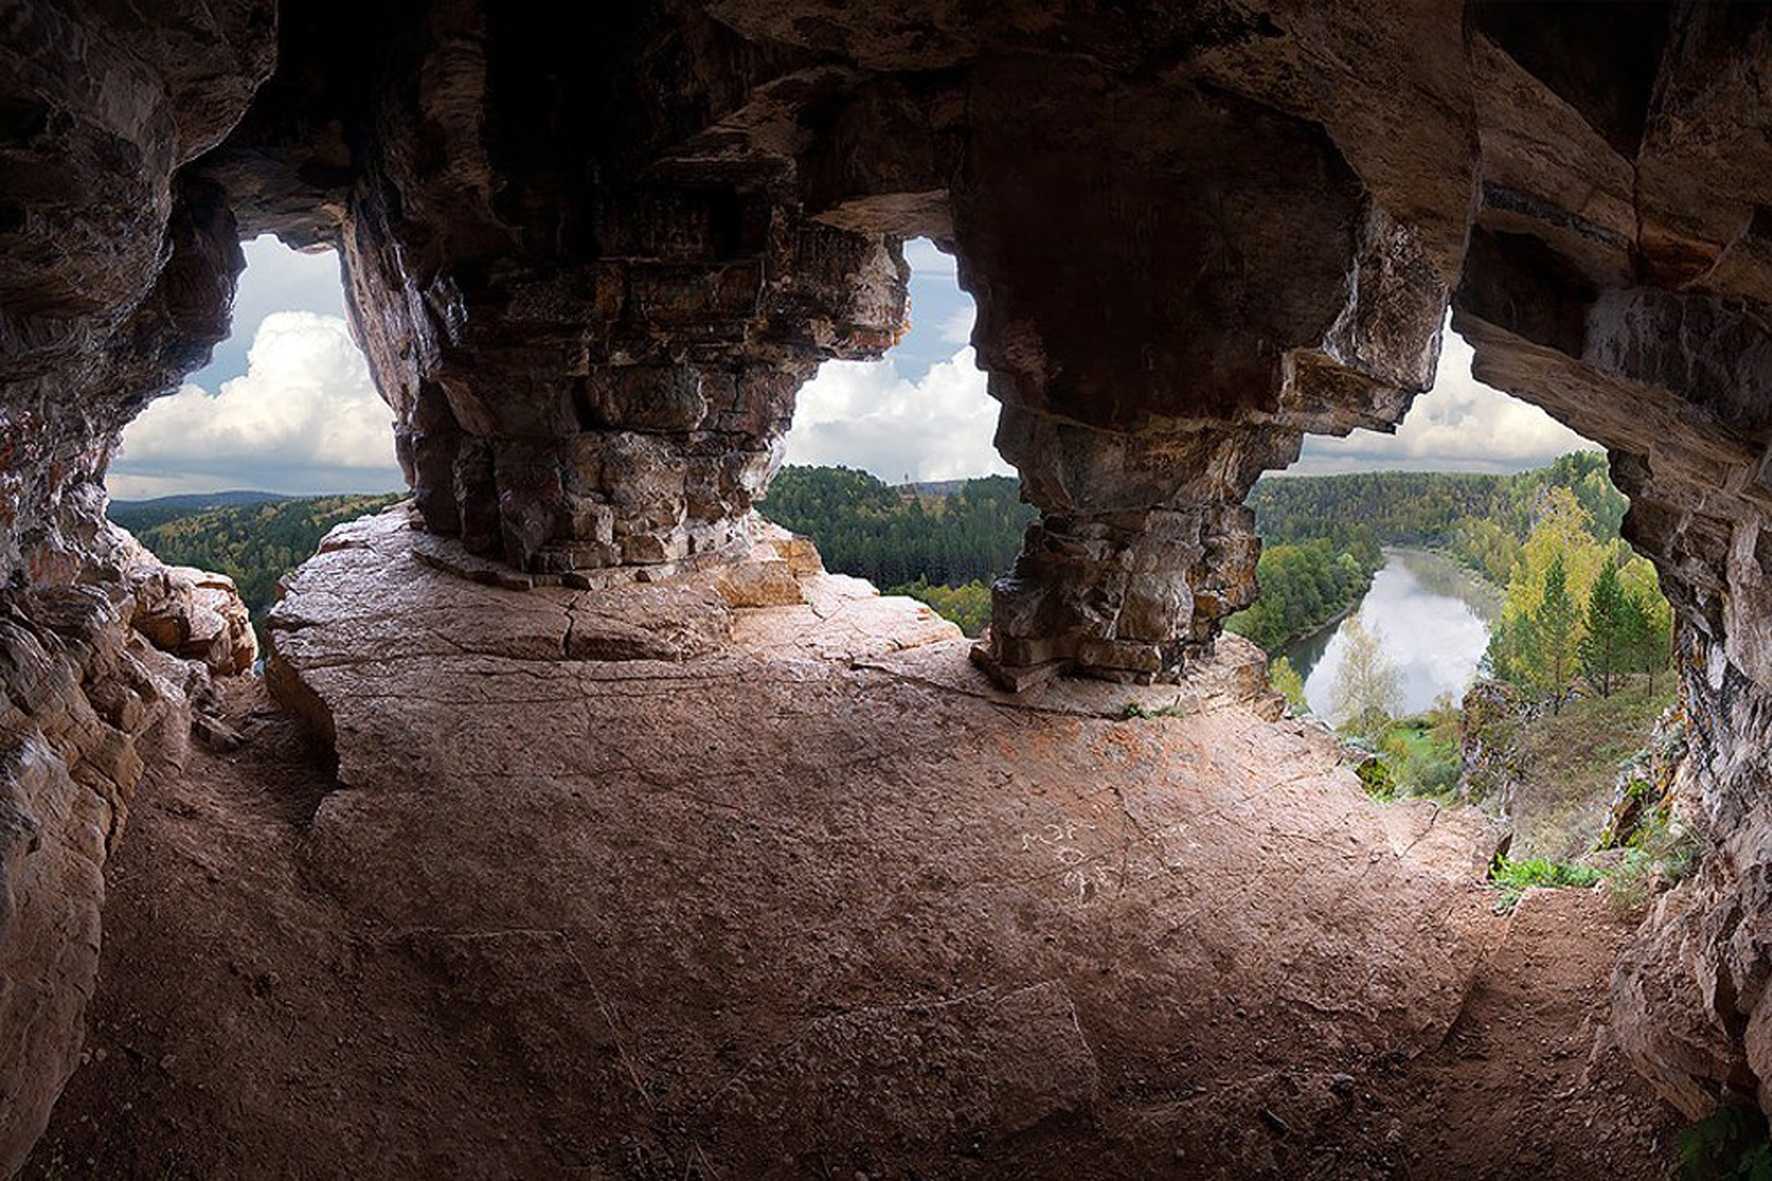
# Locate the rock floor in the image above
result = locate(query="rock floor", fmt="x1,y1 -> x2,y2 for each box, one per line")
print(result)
23,514 -> 1684,1178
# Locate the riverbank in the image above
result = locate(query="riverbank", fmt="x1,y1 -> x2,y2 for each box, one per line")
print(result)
1287,547 -> 1503,719
1225,537 -> 1384,653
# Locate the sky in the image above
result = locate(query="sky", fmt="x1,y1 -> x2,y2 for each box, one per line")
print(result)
106,235 -> 1596,500
108,238 -> 404,500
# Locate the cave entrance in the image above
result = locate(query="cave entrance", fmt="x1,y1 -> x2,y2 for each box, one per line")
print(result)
1235,320 -> 1676,863
104,235 -> 404,630
763,237 -> 1027,637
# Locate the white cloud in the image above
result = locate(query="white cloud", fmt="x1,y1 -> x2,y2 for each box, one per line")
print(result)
783,347 -> 1012,483
189,236 -> 349,388
1290,326 -> 1599,475
108,311 -> 405,498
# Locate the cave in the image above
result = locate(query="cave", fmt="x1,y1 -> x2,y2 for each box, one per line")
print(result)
3,1 -> 1772,1175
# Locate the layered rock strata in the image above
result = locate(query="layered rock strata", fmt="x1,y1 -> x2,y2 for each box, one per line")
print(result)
4,0 -> 1772,1152
0,542 -> 251,1170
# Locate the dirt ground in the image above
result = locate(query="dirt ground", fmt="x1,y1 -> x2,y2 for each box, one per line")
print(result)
18,670 -> 1687,1180
1302,887 -> 1684,1178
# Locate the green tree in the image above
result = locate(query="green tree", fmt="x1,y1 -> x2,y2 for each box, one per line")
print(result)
1578,560 -> 1629,697
1484,612 -> 1530,685
1531,552 -> 1580,712
890,578 -> 993,636
1268,655 -> 1307,712
1620,584 -> 1671,695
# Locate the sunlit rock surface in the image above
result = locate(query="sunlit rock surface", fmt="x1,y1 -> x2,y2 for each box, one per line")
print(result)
224,508 -> 1514,1176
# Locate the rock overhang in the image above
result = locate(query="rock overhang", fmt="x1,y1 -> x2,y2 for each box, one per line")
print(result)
3,0 -> 1772,1161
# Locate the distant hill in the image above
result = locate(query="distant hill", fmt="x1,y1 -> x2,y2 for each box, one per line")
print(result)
109,492 -> 406,623
1245,452 -> 1626,551
895,478 -> 974,499
762,465 -> 1034,588
109,490 -> 293,533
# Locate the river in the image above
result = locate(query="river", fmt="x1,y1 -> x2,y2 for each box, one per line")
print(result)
1283,547 -> 1502,720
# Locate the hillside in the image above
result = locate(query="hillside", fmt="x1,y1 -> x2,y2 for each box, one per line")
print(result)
109,490 -> 292,533
1227,452 -> 1637,655
111,492 -> 406,621
760,465 -> 1035,588
1248,452 -> 1625,551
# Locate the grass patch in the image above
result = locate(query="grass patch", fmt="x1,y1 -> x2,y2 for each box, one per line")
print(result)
1462,675 -> 1678,859
1350,710 -> 1461,804
1604,806 -> 1702,916
1488,855 -> 1601,913
1509,678 -> 1676,852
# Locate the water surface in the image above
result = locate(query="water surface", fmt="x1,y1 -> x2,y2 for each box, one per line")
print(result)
1285,548 -> 1500,720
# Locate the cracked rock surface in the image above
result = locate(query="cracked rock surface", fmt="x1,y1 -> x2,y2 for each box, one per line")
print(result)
21,515 -> 1677,1178
10,0 -> 1772,1159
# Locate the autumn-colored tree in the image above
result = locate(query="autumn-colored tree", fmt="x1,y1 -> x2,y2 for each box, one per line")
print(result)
1329,617 -> 1401,737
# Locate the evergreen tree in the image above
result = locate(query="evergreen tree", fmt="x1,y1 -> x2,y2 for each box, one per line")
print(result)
1484,611 -> 1533,685
1578,560 -> 1628,697
1531,553 -> 1580,712
1620,585 -> 1671,695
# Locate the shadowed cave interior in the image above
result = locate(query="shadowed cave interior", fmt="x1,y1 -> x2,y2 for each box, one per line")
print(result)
4,2 -> 1772,1176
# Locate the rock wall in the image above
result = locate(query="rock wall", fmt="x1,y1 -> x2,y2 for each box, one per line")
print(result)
0,541 -> 252,1170
5,0 -> 1772,1160
1448,3 -> 1772,1118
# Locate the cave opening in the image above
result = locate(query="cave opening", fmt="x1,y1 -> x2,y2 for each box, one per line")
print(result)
762,236 -> 1025,633
108,235 -> 400,502
7,3 -> 1772,1172
104,235 -> 403,626
1237,320 -> 1675,863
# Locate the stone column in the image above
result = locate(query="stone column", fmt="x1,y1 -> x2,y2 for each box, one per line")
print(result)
975,407 -> 1298,688
331,27 -> 912,578
951,66 -> 1450,689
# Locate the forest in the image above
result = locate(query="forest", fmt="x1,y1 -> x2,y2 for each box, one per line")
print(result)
1222,535 -> 1383,652
105,454 -> 1668,692
1244,452 -> 1627,552
111,492 -> 405,622
760,466 -> 1034,588
1226,451 -> 1638,657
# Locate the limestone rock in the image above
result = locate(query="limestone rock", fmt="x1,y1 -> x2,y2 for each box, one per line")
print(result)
225,516 -> 1509,1177
0,581 -> 206,1171
123,561 -> 257,677
10,0 -> 1772,1153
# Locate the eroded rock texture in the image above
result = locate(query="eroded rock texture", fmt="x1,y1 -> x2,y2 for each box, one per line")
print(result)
0,544 -> 251,1168
6,0 -> 1772,1166
210,508 -> 1515,1178
1449,2 -> 1772,1118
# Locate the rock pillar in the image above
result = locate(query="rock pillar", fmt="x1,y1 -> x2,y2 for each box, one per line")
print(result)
977,408 -> 1298,686
951,65 -> 1450,688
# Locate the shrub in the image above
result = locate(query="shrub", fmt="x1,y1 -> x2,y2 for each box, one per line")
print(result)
1604,807 -> 1701,916
1356,756 -> 1396,802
